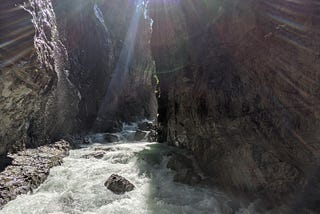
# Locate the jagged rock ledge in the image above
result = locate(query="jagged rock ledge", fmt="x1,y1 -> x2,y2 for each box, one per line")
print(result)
0,140 -> 70,208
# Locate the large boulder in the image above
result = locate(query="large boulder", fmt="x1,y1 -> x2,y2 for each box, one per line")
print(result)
134,130 -> 148,141
138,121 -> 155,131
104,174 -> 135,194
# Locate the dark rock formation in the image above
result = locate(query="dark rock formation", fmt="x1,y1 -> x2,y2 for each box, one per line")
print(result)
167,153 -> 202,185
0,140 -> 69,208
149,0 -> 320,209
134,130 -> 148,141
146,130 -> 158,142
104,174 -> 135,194
138,121 -> 155,131
0,156 -> 12,172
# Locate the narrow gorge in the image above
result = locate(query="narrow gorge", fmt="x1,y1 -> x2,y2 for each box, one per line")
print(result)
0,0 -> 319,213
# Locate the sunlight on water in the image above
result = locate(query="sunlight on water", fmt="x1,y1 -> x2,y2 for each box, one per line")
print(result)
0,141 -> 238,214
94,0 -> 146,125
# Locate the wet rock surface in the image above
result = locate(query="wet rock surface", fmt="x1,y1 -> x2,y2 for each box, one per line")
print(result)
81,151 -> 106,159
135,121 -> 158,142
138,121 -> 155,131
134,130 -> 148,141
0,140 -> 70,208
146,130 -> 158,142
104,174 -> 135,194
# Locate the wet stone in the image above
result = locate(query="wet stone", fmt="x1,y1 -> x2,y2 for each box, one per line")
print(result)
134,130 -> 148,141
137,121 -> 155,131
146,130 -> 158,142
104,174 -> 135,194
0,140 -> 70,208
81,151 -> 106,159
94,147 -> 117,152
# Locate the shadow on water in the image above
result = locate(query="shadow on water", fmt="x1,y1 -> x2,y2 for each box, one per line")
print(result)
134,143 -> 320,214
134,143 -> 240,214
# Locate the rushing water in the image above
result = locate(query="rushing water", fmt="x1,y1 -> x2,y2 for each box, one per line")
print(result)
0,125 -> 254,214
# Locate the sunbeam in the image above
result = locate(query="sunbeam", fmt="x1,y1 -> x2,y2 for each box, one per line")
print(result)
1,0 -> 320,213
94,0 -> 147,130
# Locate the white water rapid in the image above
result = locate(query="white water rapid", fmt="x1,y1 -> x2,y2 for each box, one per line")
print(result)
0,125 -> 253,214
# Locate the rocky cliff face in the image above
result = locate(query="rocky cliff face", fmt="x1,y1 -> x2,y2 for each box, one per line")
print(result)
0,0 -> 155,157
150,0 -> 320,210
1,0 -> 78,157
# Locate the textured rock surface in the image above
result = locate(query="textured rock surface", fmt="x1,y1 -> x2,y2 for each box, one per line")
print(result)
1,0 -> 79,156
1,0 -> 156,156
150,0 -> 320,209
0,140 -> 69,208
134,130 -> 148,141
81,151 -> 106,159
104,174 -> 135,194
92,0 -> 157,130
138,121 -> 156,131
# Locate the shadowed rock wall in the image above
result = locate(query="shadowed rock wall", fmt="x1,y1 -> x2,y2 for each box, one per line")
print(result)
150,0 -> 320,210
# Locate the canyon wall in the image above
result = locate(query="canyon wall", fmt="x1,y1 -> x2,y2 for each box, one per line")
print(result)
150,0 -> 320,210
0,0 -> 155,157
1,0 -> 79,157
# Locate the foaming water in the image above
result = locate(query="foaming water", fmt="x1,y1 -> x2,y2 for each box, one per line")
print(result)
1,139 -> 251,214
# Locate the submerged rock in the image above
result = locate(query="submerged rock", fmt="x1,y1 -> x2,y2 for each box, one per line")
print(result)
134,130 -> 148,141
0,140 -> 70,208
81,151 -> 106,159
104,174 -> 135,194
